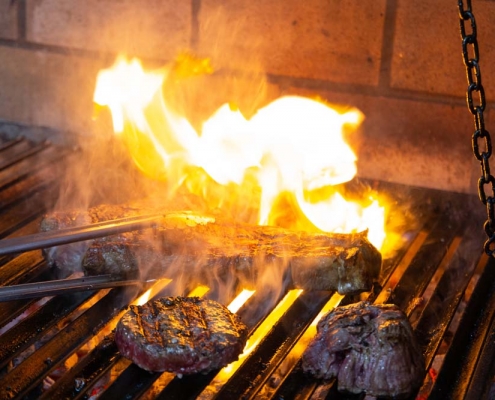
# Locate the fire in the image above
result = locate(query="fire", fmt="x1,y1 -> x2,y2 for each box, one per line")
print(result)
228,289 -> 255,313
187,285 -> 210,298
93,56 -> 387,250
216,289 -> 303,381
133,278 -> 173,306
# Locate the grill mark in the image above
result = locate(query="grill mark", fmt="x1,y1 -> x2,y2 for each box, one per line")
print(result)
131,306 -> 144,339
149,300 -> 165,347
182,299 -> 191,340
199,301 -> 209,340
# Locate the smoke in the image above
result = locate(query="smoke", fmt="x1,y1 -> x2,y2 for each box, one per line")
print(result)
44,4 -> 376,309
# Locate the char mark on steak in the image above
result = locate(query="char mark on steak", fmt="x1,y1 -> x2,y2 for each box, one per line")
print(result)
40,203 -> 382,295
115,296 -> 249,374
302,301 -> 424,398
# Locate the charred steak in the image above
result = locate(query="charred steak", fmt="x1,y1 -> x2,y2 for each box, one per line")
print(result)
115,296 -> 249,374
302,301 -> 424,398
40,203 -> 382,295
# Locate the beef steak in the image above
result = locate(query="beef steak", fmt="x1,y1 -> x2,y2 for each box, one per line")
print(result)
40,203 -> 382,295
302,301 -> 424,398
115,296 -> 249,374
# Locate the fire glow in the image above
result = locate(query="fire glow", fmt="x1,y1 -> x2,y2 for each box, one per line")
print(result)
93,56 -> 387,250
228,289 -> 255,313
216,289 -> 303,382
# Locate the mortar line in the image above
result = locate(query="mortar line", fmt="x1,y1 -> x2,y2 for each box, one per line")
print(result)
378,0 -> 398,89
191,0 -> 201,50
16,0 -> 26,41
0,36 -> 468,107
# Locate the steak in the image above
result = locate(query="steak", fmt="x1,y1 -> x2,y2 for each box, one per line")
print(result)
40,203 -> 382,295
302,301 -> 424,398
114,296 -> 249,374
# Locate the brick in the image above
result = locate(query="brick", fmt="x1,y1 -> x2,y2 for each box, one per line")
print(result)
0,46 -> 106,138
199,0 -> 386,86
392,0 -> 495,101
0,0 -> 17,39
26,0 -> 192,60
282,87 -> 476,194
354,97 -> 474,194
168,72 -> 283,125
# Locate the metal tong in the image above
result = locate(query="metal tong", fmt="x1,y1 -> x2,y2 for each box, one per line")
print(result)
0,211 -> 212,301
0,213 -> 169,302
0,213 -> 166,256
0,274 -> 159,302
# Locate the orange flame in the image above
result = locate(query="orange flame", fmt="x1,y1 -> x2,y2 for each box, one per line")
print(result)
93,56 -> 387,250
133,279 -> 173,306
216,289 -> 303,382
228,289 -> 255,313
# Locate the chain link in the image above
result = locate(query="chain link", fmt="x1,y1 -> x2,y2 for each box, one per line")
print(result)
458,0 -> 495,255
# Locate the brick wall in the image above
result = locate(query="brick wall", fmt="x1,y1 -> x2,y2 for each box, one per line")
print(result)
0,0 -> 494,194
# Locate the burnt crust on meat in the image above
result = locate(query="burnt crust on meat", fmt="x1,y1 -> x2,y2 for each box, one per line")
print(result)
302,301 -> 424,398
40,203 -> 382,294
114,296 -> 249,374
290,231 -> 381,294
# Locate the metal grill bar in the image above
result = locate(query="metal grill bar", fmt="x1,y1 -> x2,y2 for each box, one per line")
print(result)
215,291 -> 331,400
39,335 -> 119,400
0,145 -> 68,191
466,303 -> 495,399
0,290 -> 95,370
416,223 -> 486,369
390,215 -> 461,311
0,138 -> 24,152
1,287 -> 139,399
430,256 -> 495,399
0,140 -> 48,172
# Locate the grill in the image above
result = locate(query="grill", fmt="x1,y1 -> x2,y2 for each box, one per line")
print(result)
0,134 -> 493,400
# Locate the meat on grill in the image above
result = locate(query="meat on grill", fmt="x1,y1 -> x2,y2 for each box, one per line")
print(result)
40,203 -> 382,295
302,301 -> 424,398
114,296 -> 249,374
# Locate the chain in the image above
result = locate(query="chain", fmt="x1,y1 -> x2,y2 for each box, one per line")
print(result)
458,0 -> 495,256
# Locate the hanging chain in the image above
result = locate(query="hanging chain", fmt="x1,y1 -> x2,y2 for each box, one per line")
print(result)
458,0 -> 495,256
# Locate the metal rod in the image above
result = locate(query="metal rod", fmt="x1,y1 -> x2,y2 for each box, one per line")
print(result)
0,274 -> 158,302
0,213 -> 166,256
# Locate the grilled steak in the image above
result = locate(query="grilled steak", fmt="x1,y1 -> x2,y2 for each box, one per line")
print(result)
302,301 -> 424,398
114,296 -> 249,374
40,203 -> 382,294
40,203 -> 151,275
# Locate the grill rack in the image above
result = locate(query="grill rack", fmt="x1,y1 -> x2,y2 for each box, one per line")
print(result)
0,135 -> 492,399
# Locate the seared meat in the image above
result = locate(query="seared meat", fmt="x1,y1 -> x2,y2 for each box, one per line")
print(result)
302,301 -> 424,398
40,204 -> 382,295
40,203 -> 150,275
114,296 -> 249,374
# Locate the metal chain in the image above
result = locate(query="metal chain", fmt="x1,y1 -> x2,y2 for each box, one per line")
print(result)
458,0 -> 495,256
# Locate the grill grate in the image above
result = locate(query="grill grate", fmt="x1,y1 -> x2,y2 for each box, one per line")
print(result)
0,134 -> 492,399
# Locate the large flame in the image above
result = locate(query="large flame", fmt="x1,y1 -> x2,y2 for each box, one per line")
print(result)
93,56 -> 387,250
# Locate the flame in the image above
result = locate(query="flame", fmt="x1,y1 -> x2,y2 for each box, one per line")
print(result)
286,292 -> 344,358
228,289 -> 255,313
259,292 -> 345,396
93,56 -> 387,250
133,278 -> 173,306
187,285 -> 210,298
216,289 -> 303,381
